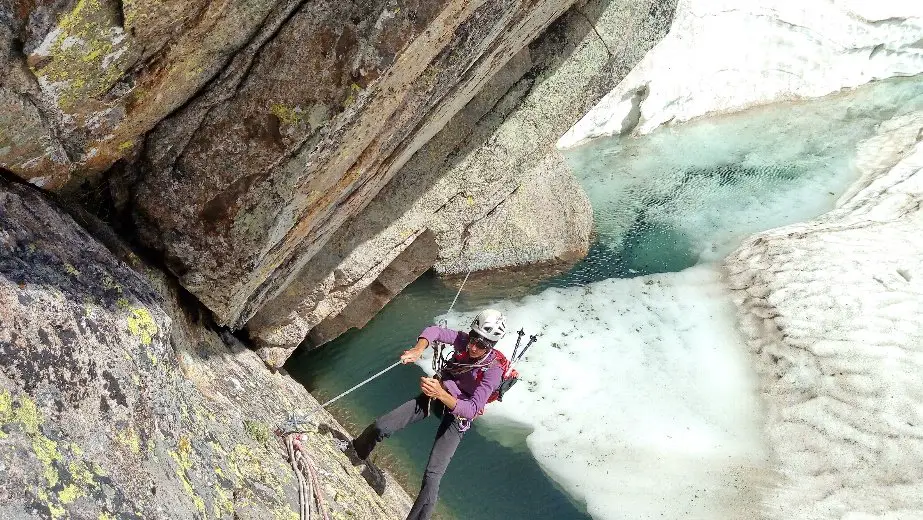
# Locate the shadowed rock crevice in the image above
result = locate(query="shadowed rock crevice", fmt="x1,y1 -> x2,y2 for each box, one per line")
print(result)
307,230 -> 440,348
132,0 -> 581,330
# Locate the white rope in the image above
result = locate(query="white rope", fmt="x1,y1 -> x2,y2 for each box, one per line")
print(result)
447,269 -> 472,315
289,361 -> 403,425
281,268 -> 477,514
293,269 -> 474,425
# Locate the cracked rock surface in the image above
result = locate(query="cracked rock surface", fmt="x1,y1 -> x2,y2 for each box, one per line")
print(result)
0,175 -> 412,519
132,0 -> 581,329
248,0 -> 679,366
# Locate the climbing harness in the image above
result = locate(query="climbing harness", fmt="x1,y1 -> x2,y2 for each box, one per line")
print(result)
285,270 -> 473,429
432,320 -> 540,433
275,266 -> 540,515
432,269 -> 472,375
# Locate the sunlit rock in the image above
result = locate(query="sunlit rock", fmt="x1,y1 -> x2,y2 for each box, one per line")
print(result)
2,0 -> 286,186
134,0 -> 580,329
0,176 -> 412,518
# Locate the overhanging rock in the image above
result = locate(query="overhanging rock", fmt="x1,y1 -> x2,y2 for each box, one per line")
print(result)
134,0 -> 581,329
246,0 -> 679,367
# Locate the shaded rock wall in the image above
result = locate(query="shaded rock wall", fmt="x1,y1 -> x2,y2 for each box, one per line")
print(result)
724,112 -> 923,518
0,175 -> 412,519
2,0 -> 628,362
248,0 -> 678,365
132,0 -> 580,330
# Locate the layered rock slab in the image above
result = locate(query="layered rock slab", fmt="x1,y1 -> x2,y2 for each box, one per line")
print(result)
1,0 -> 294,188
134,0 -> 581,329
0,175 -> 411,519
724,113 -> 923,518
559,0 -> 923,148
247,0 -> 678,365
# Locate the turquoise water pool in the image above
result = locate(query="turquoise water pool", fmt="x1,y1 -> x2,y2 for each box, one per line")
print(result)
286,75 -> 923,519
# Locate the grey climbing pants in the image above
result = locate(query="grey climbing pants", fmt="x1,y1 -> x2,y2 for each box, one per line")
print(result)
352,394 -> 465,520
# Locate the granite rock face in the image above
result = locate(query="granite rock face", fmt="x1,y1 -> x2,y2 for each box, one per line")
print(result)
3,0 -> 606,360
0,175 -> 412,519
248,0 -> 678,365
724,112 -> 923,519
0,0 -> 290,189
132,0 -> 581,329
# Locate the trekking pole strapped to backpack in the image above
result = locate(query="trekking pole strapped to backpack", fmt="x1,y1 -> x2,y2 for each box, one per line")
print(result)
494,329 -> 539,402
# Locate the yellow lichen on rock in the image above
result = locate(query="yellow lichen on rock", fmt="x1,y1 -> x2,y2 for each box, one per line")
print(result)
270,104 -> 303,126
0,392 -> 106,516
58,484 -> 82,504
171,435 -> 208,515
115,427 -> 141,454
0,391 -> 12,438
1,396 -> 64,490
31,0 -> 135,110
127,307 -> 158,346
213,482 -> 235,517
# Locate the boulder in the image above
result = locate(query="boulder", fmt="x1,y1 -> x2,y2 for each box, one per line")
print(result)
0,174 -> 412,519
133,0 -> 581,329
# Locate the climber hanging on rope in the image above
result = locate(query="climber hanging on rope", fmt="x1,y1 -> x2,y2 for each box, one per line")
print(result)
348,309 -> 511,520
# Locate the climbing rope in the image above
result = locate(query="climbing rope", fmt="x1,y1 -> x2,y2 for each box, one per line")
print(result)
286,361 -> 403,428
285,268 -> 474,428
284,432 -> 331,520
447,270 -> 471,315
433,269 -> 472,374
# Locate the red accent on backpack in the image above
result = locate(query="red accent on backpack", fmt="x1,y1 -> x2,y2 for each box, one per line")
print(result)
475,349 -> 519,404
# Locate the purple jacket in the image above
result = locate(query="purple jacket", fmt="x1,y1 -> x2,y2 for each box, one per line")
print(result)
419,326 -> 502,420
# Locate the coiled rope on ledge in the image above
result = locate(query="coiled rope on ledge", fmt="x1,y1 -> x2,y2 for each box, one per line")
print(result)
284,432 -> 331,520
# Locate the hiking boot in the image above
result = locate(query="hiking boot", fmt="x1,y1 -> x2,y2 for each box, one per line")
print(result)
338,439 -> 366,466
360,460 -> 386,496
333,430 -> 384,494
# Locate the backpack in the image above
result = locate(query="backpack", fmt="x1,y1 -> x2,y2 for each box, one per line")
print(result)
476,349 -> 519,405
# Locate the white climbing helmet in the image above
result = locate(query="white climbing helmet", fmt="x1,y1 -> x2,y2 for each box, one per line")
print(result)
470,309 -> 507,343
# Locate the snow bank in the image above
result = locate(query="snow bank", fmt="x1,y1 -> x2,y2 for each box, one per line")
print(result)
438,267 -> 771,519
558,0 -> 923,148
724,112 -> 923,519
417,83 -> 923,520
